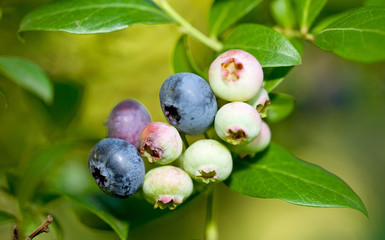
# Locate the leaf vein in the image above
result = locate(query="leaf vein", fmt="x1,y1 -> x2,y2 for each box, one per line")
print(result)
254,164 -> 359,207
24,3 -> 165,21
319,27 -> 385,36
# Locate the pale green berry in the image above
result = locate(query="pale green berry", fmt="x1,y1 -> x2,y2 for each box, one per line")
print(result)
183,139 -> 233,184
209,49 -> 263,101
229,121 -> 271,157
247,88 -> 271,118
214,102 -> 262,145
142,166 -> 193,210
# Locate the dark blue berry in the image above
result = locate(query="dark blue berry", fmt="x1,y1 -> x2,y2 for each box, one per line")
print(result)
159,73 -> 217,135
88,138 -> 145,198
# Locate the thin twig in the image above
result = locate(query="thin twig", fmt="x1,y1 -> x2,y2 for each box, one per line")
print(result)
12,225 -> 18,240
24,215 -> 53,240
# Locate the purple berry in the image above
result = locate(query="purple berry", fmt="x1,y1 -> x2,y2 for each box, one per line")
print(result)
88,138 -> 145,198
106,99 -> 151,149
214,102 -> 262,145
183,139 -> 233,184
138,122 -> 183,165
159,73 -> 217,135
209,49 -> 263,101
142,166 -> 193,210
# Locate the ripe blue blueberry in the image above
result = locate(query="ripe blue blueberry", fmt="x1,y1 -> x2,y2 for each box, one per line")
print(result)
88,138 -> 145,198
159,72 -> 217,135
183,139 -> 233,184
106,99 -> 151,149
214,102 -> 262,145
209,49 -> 263,101
142,166 -> 193,210
138,122 -> 183,165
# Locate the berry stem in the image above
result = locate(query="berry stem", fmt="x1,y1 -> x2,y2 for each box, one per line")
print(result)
180,133 -> 190,148
273,26 -> 315,42
153,0 -> 223,52
205,184 -> 218,240
203,132 -> 210,139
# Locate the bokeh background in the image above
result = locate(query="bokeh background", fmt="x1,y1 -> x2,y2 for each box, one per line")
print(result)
0,0 -> 384,239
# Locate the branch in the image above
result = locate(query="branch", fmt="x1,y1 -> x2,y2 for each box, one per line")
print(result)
24,215 -> 53,240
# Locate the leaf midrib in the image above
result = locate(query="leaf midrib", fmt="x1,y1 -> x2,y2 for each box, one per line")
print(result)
301,0 -> 311,29
23,3 -> 166,22
318,27 -> 385,36
239,161 -> 362,209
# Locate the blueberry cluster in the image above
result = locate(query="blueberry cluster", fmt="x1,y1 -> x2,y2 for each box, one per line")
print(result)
88,49 -> 272,210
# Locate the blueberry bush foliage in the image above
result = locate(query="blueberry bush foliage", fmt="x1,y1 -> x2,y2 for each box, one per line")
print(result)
1,0 -> 384,239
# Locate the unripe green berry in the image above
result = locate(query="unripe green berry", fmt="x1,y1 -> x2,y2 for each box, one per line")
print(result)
229,121 -> 271,157
209,49 -> 263,101
247,88 -> 271,118
142,166 -> 193,210
183,139 -> 233,184
214,102 -> 262,145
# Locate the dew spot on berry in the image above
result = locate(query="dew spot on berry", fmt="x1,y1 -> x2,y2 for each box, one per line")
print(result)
164,104 -> 181,124
92,167 -> 107,188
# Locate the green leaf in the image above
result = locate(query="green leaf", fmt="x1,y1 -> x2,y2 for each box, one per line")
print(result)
0,56 -> 53,103
0,211 -> 14,223
0,189 -> 21,220
225,142 -> 368,216
311,11 -> 349,34
172,36 -> 196,74
264,66 -> 293,81
0,86 -> 8,109
44,81 -> 84,128
293,0 -> 327,33
315,6 -> 385,63
263,78 -> 284,93
171,36 -> 208,78
223,24 -> 301,67
209,0 -> 262,37
16,143 -> 76,206
69,196 -> 129,240
261,38 -> 303,92
19,0 -> 172,34
69,193 -> 175,233
262,67 -> 292,93
365,0 -> 385,6
289,37 -> 304,55
266,92 -> 295,122
270,0 -> 296,29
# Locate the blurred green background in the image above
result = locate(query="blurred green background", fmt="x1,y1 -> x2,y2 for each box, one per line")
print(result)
0,0 -> 384,239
